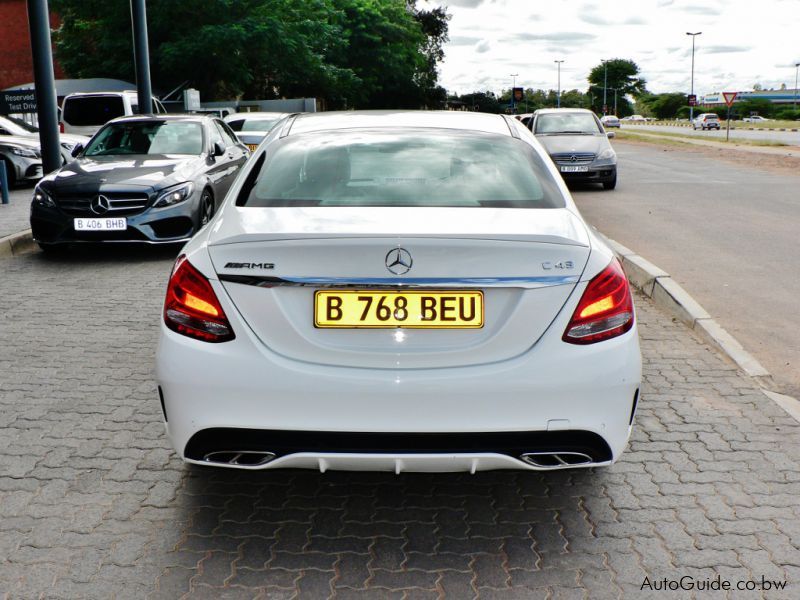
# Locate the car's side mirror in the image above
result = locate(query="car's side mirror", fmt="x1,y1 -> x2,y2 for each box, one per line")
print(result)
212,141 -> 226,157
607,132 -> 615,139
71,143 -> 84,157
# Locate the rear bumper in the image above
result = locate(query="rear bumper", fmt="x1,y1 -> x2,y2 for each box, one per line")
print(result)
156,286 -> 642,472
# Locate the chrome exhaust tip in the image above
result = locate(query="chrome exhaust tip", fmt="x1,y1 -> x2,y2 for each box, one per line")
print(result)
202,450 -> 276,467
520,451 -> 594,468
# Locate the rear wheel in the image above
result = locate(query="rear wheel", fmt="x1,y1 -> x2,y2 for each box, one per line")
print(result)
200,190 -> 215,227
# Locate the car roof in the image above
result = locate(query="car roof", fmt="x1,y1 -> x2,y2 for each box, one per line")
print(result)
63,91 -> 139,98
225,112 -> 291,120
287,110 -> 513,136
107,114 -> 214,125
534,108 -> 596,116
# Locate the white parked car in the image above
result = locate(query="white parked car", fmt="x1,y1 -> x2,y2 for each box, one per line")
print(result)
621,115 -> 646,122
155,111 -> 642,473
223,111 -> 292,151
60,91 -> 167,136
742,115 -> 769,123
0,114 -> 88,153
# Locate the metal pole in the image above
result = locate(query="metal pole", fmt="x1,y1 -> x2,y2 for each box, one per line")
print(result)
603,61 -> 608,114
687,32 -> 702,123
614,88 -> 618,114
555,60 -> 564,108
0,161 -> 9,204
130,0 -> 153,114
795,63 -> 799,108
26,0 -> 61,175
509,73 -> 518,113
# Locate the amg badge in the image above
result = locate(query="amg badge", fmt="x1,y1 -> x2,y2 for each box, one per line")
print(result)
225,262 -> 275,269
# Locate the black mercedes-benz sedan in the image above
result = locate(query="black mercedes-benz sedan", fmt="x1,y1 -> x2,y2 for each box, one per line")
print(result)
30,114 -> 249,251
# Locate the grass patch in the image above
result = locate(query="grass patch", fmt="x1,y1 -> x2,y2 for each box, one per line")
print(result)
729,120 -> 800,130
615,129 -> 788,147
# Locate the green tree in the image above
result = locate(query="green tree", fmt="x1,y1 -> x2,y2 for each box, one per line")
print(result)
454,91 -> 501,113
50,0 -> 449,108
637,92 -> 687,119
587,59 -> 647,114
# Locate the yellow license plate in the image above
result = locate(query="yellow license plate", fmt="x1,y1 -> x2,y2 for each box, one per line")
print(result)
315,290 -> 484,329
246,144 -> 258,152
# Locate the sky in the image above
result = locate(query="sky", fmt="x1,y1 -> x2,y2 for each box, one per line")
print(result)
420,0 -> 800,98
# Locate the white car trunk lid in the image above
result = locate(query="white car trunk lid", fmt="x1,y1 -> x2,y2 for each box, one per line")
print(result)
208,207 -> 591,369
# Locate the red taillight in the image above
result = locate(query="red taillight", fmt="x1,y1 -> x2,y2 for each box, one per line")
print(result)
563,258 -> 634,345
59,122 -> 64,133
164,255 -> 235,343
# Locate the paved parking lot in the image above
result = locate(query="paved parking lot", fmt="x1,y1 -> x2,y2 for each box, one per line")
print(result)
2,247 -> 800,599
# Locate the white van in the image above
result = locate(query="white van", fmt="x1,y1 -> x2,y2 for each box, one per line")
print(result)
60,91 -> 167,136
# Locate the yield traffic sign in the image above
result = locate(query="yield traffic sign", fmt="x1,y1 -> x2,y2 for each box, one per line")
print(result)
722,92 -> 738,107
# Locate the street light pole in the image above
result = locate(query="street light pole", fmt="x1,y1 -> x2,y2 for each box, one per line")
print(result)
554,60 -> 564,108
794,62 -> 800,108
602,60 -> 608,115
510,73 -> 518,113
687,31 -> 702,123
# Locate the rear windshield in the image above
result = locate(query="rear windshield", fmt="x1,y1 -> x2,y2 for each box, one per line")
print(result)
238,129 -> 565,209
535,113 -> 601,135
83,121 -> 204,156
241,117 -> 283,132
63,96 -> 125,126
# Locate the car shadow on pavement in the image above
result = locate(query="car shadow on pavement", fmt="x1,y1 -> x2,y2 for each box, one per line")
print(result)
152,465 -> 607,597
34,243 -> 183,264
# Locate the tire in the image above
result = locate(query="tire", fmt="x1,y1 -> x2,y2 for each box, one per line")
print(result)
602,175 -> 617,190
199,189 -> 215,227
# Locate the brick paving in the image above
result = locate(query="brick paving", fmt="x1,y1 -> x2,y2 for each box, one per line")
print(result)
1,247 -> 800,599
0,185 -> 32,239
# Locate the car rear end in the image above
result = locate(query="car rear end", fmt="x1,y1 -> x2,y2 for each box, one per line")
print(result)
155,112 -> 641,472
60,93 -> 131,136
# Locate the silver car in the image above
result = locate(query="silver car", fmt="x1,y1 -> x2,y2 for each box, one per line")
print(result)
528,108 -> 617,190
0,135 -> 44,186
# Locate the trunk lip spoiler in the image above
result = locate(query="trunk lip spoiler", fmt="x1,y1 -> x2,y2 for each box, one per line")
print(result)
217,274 -> 580,289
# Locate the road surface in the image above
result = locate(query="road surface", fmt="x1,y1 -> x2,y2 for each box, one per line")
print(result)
573,140 -> 800,398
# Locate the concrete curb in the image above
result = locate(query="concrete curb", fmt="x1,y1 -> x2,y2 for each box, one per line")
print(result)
603,235 -> 775,389
0,229 -> 35,258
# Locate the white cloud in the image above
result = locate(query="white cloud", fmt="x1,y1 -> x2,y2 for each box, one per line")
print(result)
475,39 -> 492,53
426,0 -> 799,95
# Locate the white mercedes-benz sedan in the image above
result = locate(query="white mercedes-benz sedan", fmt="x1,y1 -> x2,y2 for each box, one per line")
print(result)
155,111 -> 641,473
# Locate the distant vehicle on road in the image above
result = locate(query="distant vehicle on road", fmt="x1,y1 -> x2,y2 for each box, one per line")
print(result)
600,115 -> 620,128
742,115 -> 769,123
693,113 -> 721,130
621,115 -> 646,122
224,112 -> 292,151
60,91 -> 168,137
31,114 -> 249,251
155,110 -> 641,473
529,108 -> 617,190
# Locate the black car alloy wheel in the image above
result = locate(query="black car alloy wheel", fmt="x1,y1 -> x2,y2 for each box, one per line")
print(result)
200,190 -> 214,226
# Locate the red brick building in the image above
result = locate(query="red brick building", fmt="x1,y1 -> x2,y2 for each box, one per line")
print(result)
0,0 -> 63,90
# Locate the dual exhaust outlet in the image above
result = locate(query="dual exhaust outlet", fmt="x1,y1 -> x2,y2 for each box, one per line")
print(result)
201,450 -> 596,469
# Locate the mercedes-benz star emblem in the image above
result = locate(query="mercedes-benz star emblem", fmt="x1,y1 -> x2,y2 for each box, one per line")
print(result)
385,248 -> 413,275
570,155 -> 577,162
90,195 -> 111,215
